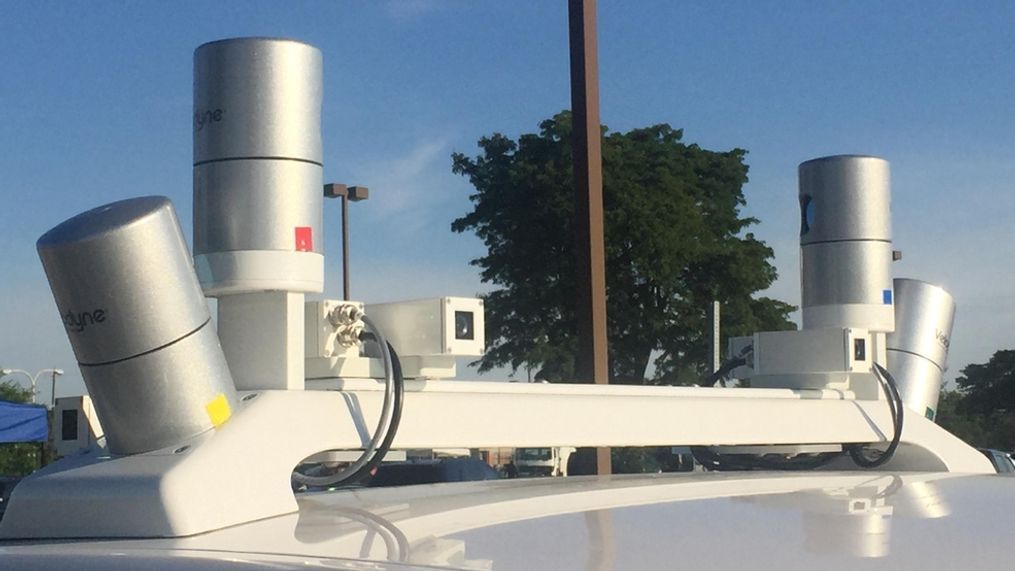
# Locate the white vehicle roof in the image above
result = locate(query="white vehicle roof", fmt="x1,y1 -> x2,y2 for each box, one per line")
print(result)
3,470 -> 1012,570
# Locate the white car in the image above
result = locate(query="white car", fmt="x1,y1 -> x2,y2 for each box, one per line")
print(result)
1,470 -> 1010,570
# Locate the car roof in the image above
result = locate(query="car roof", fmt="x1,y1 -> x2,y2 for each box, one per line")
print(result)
3,470 -> 1015,570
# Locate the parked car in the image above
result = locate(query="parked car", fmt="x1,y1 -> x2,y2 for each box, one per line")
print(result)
0,477 -> 22,521
366,458 -> 500,488
977,449 -> 1015,473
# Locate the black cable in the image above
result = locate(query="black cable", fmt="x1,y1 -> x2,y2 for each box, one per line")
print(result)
846,363 -> 900,467
702,358 -> 744,387
702,346 -> 753,387
848,363 -> 904,469
340,340 -> 404,485
694,363 -> 904,472
292,316 -> 404,488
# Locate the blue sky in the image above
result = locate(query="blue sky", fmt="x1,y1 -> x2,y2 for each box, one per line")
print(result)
2,1 -> 1015,400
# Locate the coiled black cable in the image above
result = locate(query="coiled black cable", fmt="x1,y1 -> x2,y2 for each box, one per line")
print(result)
292,314 -> 405,488
702,346 -> 753,387
693,360 -> 903,472
848,362 -> 904,468
337,339 -> 404,485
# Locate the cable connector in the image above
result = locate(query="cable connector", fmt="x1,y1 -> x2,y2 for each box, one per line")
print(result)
328,304 -> 365,348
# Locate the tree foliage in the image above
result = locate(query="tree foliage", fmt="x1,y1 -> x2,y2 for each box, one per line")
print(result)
0,380 -> 32,404
452,111 -> 795,384
937,350 -> 1015,451
954,349 -> 1015,414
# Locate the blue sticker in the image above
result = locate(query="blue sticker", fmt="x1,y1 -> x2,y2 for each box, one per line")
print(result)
883,289 -> 893,304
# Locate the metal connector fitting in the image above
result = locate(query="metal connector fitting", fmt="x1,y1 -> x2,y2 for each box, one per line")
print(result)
328,304 -> 364,348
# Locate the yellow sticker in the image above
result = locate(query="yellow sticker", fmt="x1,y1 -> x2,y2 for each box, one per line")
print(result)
205,393 -> 232,428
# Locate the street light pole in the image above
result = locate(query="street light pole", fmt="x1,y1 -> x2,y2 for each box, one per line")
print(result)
324,183 -> 370,301
50,369 -> 61,408
0,368 -> 64,406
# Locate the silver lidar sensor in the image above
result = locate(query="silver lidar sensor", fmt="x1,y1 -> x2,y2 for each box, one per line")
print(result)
193,37 -> 324,295
886,279 -> 955,420
798,155 -> 895,332
37,197 -> 238,455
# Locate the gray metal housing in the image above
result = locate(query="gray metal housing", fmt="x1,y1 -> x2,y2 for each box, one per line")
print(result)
887,279 -> 955,420
193,37 -> 324,294
799,155 -> 895,332
37,197 -> 237,455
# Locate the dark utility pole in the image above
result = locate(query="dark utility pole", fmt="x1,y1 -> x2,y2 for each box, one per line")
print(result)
50,370 -> 58,409
569,0 -> 611,476
324,183 -> 370,300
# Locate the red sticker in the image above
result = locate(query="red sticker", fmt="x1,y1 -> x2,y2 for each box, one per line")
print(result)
295,227 -> 313,252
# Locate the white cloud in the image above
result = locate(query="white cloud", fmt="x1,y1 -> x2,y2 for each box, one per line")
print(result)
344,137 -> 460,238
356,138 -> 450,215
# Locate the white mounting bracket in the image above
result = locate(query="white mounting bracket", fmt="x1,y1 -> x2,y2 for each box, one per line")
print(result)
0,382 -> 992,540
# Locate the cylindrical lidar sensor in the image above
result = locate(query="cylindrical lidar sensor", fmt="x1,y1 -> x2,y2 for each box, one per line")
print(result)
886,279 -> 955,420
193,37 -> 324,295
799,155 -> 895,332
37,197 -> 238,455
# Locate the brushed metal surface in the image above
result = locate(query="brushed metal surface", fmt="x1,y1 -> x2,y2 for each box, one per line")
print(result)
39,196 -> 238,455
887,279 -> 955,370
801,241 -> 894,307
37,197 -> 209,364
193,160 -> 323,254
194,38 -> 322,163
801,304 -> 895,333
887,279 -> 955,419
888,351 -> 945,420
192,37 -> 325,291
798,155 -> 894,332
81,323 -> 237,455
799,155 -> 891,244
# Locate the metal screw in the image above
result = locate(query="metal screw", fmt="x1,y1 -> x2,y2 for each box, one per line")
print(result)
174,445 -> 190,454
242,393 -> 259,402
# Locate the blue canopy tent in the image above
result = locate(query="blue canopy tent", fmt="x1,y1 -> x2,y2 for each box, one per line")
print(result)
0,401 -> 48,444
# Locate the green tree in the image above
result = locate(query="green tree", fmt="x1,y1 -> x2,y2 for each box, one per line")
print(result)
954,349 -> 1015,414
934,350 -> 1015,452
936,389 -> 991,447
938,388 -> 1015,451
0,380 -> 33,404
0,380 -> 44,475
452,111 -> 795,384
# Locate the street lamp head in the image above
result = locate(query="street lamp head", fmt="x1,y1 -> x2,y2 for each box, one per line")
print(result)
53,369 -> 65,376
0,369 -> 10,376
347,186 -> 369,202
323,183 -> 348,199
